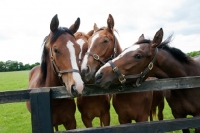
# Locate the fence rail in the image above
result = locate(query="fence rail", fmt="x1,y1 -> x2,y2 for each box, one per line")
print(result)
1,76 -> 200,133
1,76 -> 200,104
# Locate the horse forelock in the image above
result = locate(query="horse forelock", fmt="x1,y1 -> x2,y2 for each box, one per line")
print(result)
95,26 -> 118,34
50,27 -> 74,45
135,39 -> 151,45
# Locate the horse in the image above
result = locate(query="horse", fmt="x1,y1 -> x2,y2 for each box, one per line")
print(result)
147,77 -> 165,121
81,14 -> 153,125
26,14 -> 84,131
74,30 -> 94,68
74,24 -> 111,128
95,28 -> 200,133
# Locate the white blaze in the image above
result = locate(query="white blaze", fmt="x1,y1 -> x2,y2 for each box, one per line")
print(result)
76,39 -> 85,63
96,45 -> 140,76
66,41 -> 84,94
81,33 -> 99,71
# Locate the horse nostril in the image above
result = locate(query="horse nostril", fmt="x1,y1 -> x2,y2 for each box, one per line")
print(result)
86,66 -> 90,73
95,72 -> 103,83
71,85 -> 78,96
81,66 -> 90,76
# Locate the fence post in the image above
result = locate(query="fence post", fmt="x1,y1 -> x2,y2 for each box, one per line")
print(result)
30,88 -> 53,133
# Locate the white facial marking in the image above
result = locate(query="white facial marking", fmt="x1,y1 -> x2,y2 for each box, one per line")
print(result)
66,41 -> 84,94
76,39 -> 85,63
95,62 -> 110,77
96,45 -> 140,77
113,45 -> 140,62
81,33 -> 99,71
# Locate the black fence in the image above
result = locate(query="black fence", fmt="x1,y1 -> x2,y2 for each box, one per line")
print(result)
1,76 -> 200,133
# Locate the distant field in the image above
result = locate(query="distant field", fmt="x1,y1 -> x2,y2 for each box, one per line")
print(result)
0,71 -> 195,133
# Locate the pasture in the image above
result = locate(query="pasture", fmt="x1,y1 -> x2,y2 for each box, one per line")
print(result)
0,71 -> 194,133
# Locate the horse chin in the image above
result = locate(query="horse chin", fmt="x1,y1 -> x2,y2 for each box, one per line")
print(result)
82,73 -> 94,82
96,81 -> 112,89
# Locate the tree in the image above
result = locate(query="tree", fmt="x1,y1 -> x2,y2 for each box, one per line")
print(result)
0,60 -> 40,72
187,51 -> 200,57
0,61 -> 5,72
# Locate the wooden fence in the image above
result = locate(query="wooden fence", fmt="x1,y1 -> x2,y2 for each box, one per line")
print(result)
1,76 -> 200,133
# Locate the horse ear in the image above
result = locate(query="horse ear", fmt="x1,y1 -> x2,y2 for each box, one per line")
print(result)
151,28 -> 163,48
50,14 -> 59,32
69,17 -> 80,34
94,23 -> 99,32
107,14 -> 114,32
138,34 -> 145,41
87,30 -> 94,37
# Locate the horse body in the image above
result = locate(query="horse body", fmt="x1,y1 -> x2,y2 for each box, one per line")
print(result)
81,14 -> 153,125
147,77 -> 164,121
74,29 -> 111,127
113,92 -> 153,123
26,15 -> 84,131
95,28 -> 200,132
150,90 -> 164,121
165,56 -> 200,133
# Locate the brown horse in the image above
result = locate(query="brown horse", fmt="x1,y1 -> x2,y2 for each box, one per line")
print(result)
147,77 -> 165,121
81,14 -> 153,125
26,14 -> 84,131
75,24 -> 111,127
95,28 -> 200,133
74,30 -> 94,68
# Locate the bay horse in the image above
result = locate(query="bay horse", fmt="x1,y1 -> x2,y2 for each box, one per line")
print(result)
81,14 -> 153,125
75,24 -> 111,127
26,14 -> 84,131
95,28 -> 200,133
147,77 -> 164,121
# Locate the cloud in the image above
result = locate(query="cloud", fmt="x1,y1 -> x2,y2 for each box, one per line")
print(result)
0,0 -> 200,64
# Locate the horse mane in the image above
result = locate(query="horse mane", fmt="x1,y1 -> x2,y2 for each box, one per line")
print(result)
136,34 -> 191,64
74,32 -> 90,40
38,27 -> 74,84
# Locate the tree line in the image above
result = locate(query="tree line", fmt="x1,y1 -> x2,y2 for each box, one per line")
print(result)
0,60 -> 40,72
187,51 -> 200,57
0,51 -> 199,72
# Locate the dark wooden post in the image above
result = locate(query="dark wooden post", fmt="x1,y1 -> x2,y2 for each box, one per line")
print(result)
30,88 -> 53,133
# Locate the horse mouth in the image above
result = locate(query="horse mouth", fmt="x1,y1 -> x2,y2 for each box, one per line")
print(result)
97,81 -> 112,89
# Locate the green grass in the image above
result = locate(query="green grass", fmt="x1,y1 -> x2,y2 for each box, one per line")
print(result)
0,71 -> 195,133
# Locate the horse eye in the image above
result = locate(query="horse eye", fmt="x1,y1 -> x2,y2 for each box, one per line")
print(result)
103,39 -> 109,43
54,48 -> 59,54
134,54 -> 142,59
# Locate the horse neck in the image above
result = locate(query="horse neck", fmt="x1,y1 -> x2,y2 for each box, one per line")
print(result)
152,50 -> 200,78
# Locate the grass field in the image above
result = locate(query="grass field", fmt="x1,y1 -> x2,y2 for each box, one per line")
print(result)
0,71 -> 195,133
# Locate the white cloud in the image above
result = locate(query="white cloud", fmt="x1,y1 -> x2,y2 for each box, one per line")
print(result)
0,0 -> 200,64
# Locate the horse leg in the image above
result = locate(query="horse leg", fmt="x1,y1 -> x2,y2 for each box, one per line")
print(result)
100,111 -> 110,126
81,115 -> 93,128
158,99 -> 164,120
150,107 -> 157,121
194,114 -> 200,133
54,125 -> 59,131
172,113 -> 190,133
195,128 -> 200,133
150,110 -> 153,121
63,117 -> 76,130
118,116 -> 131,124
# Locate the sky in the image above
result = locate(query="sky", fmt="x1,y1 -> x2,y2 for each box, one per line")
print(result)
0,0 -> 200,64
